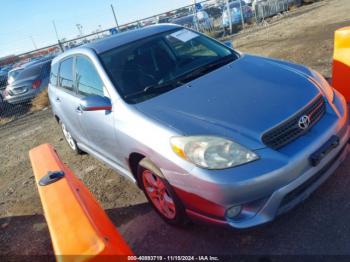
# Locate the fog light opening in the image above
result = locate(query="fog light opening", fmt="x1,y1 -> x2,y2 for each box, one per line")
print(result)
226,205 -> 242,219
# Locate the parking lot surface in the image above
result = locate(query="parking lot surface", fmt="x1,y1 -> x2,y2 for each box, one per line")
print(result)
1,0 -> 350,257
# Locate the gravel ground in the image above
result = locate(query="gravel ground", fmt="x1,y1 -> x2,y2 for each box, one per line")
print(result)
1,0 -> 350,257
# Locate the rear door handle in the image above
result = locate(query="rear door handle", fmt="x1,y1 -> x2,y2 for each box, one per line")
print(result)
56,97 -> 61,102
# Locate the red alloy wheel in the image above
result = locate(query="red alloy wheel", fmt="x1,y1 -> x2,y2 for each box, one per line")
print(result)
142,170 -> 176,219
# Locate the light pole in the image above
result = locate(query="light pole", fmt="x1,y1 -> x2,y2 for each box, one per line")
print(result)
52,20 -> 64,52
110,4 -> 120,31
76,24 -> 83,36
98,25 -> 103,38
225,0 -> 233,35
52,20 -> 60,42
29,36 -> 38,50
238,0 -> 245,30
192,0 -> 199,31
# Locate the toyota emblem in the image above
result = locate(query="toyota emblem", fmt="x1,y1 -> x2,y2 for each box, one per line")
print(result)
298,115 -> 311,130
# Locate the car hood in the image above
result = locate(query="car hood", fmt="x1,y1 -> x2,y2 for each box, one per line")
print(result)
135,54 -> 321,150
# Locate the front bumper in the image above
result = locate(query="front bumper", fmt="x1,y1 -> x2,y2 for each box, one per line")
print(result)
186,141 -> 349,228
163,92 -> 349,228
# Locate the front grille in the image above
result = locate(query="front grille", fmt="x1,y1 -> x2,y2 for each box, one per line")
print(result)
262,95 -> 326,149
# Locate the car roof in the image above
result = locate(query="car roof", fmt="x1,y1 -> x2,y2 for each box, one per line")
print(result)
71,24 -> 182,57
85,24 -> 181,54
9,59 -> 51,73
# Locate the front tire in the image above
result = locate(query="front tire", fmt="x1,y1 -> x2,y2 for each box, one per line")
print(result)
137,162 -> 188,226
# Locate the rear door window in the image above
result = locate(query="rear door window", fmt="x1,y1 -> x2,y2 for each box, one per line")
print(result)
58,58 -> 74,92
75,56 -> 104,97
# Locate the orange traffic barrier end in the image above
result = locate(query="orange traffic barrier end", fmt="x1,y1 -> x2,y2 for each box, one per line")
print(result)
332,26 -> 350,102
29,144 -> 134,262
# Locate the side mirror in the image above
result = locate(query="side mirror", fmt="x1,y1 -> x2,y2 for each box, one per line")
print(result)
224,41 -> 233,48
79,95 -> 112,111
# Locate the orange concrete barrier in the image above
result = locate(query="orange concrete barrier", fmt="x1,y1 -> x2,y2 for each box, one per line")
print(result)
29,144 -> 134,262
332,26 -> 350,102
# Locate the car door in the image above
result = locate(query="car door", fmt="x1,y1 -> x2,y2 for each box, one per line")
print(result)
74,55 -> 120,163
53,57 -> 82,141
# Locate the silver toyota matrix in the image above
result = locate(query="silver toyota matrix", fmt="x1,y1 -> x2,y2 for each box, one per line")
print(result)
49,24 -> 349,228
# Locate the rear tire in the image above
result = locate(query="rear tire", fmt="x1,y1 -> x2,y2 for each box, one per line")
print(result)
137,161 -> 188,226
60,121 -> 83,155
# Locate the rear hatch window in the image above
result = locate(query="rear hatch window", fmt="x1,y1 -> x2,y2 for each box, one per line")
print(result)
8,69 -> 23,84
10,64 -> 43,84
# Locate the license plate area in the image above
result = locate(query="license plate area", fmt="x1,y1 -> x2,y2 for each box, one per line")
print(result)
310,135 -> 340,166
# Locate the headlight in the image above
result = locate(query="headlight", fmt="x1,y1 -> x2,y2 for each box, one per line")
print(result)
170,136 -> 259,170
311,70 -> 334,102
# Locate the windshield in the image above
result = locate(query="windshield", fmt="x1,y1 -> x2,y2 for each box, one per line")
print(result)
100,28 -> 238,104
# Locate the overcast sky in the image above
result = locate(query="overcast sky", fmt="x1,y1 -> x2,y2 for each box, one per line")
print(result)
0,0 -> 193,57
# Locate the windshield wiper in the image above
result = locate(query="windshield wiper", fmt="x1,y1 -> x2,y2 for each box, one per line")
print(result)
144,55 -> 235,93
124,55 -> 235,100
179,55 -> 235,82
124,78 -> 184,100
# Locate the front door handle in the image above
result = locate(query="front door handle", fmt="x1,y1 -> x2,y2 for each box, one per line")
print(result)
56,97 -> 61,102
75,105 -> 83,114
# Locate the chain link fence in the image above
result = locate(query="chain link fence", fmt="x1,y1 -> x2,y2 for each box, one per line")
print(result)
0,0 -> 320,127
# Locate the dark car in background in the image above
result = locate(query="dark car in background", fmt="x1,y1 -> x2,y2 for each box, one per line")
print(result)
171,11 -> 213,31
204,6 -> 223,19
3,59 -> 51,104
0,67 -> 12,103
222,1 -> 253,30
0,67 -> 11,90
253,0 -> 302,22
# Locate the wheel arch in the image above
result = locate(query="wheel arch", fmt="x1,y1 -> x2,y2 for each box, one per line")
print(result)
128,153 -> 164,187
54,114 -> 60,123
128,152 -> 145,187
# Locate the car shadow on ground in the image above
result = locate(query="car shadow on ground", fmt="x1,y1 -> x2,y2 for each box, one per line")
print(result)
2,165 -> 350,258
0,202 -> 315,258
0,214 -> 53,258
0,203 -> 151,257
2,154 -> 350,257
106,203 -> 152,227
